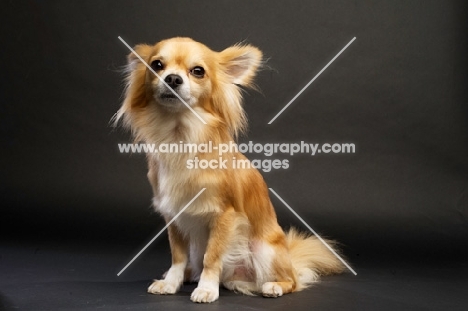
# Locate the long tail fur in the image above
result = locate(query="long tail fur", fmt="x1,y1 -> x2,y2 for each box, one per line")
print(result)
286,228 -> 345,291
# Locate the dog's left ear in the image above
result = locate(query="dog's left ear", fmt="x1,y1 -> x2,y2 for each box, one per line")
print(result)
219,44 -> 263,87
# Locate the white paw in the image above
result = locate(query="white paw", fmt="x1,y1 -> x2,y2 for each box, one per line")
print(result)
262,282 -> 283,298
147,280 -> 178,295
190,287 -> 219,303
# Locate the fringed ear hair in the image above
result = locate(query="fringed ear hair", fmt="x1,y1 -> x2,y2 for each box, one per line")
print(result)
126,44 -> 153,71
113,44 -> 154,127
219,44 -> 263,87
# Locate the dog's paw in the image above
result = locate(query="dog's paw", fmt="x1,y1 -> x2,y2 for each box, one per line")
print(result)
190,287 -> 219,303
147,280 -> 178,295
262,282 -> 283,298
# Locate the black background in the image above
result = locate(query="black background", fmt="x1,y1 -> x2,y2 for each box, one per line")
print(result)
1,1 -> 467,310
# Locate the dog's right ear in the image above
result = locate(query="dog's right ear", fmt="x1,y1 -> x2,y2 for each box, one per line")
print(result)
127,44 -> 153,70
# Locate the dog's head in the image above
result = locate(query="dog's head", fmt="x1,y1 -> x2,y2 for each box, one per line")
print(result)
116,37 -> 262,139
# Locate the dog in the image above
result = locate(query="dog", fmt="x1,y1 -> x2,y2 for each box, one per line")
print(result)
115,37 -> 344,303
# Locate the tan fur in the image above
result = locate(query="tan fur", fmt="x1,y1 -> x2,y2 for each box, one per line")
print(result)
116,37 -> 344,303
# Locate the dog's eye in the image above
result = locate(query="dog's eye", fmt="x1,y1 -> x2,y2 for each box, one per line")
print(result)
191,66 -> 205,78
150,60 -> 164,71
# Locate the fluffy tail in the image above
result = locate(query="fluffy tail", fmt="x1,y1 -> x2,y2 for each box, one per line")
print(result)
286,228 -> 346,290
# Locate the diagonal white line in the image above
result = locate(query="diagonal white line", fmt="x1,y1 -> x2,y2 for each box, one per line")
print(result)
269,188 -> 357,275
118,36 -> 207,125
117,188 -> 206,276
268,37 -> 356,124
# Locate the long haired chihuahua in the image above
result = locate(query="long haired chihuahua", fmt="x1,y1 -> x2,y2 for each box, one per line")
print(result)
116,37 -> 344,303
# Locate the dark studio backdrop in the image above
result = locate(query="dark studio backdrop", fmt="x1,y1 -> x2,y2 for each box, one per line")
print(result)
1,0 -> 468,287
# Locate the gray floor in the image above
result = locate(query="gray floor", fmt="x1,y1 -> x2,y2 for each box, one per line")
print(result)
1,238 -> 467,311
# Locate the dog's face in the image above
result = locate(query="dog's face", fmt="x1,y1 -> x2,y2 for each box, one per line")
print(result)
146,38 -> 214,111
120,37 -> 262,137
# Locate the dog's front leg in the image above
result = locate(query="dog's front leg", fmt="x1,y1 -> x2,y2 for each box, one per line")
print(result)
191,208 -> 236,303
148,221 -> 188,295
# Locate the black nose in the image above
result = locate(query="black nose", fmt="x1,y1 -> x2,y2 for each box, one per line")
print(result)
164,74 -> 183,88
